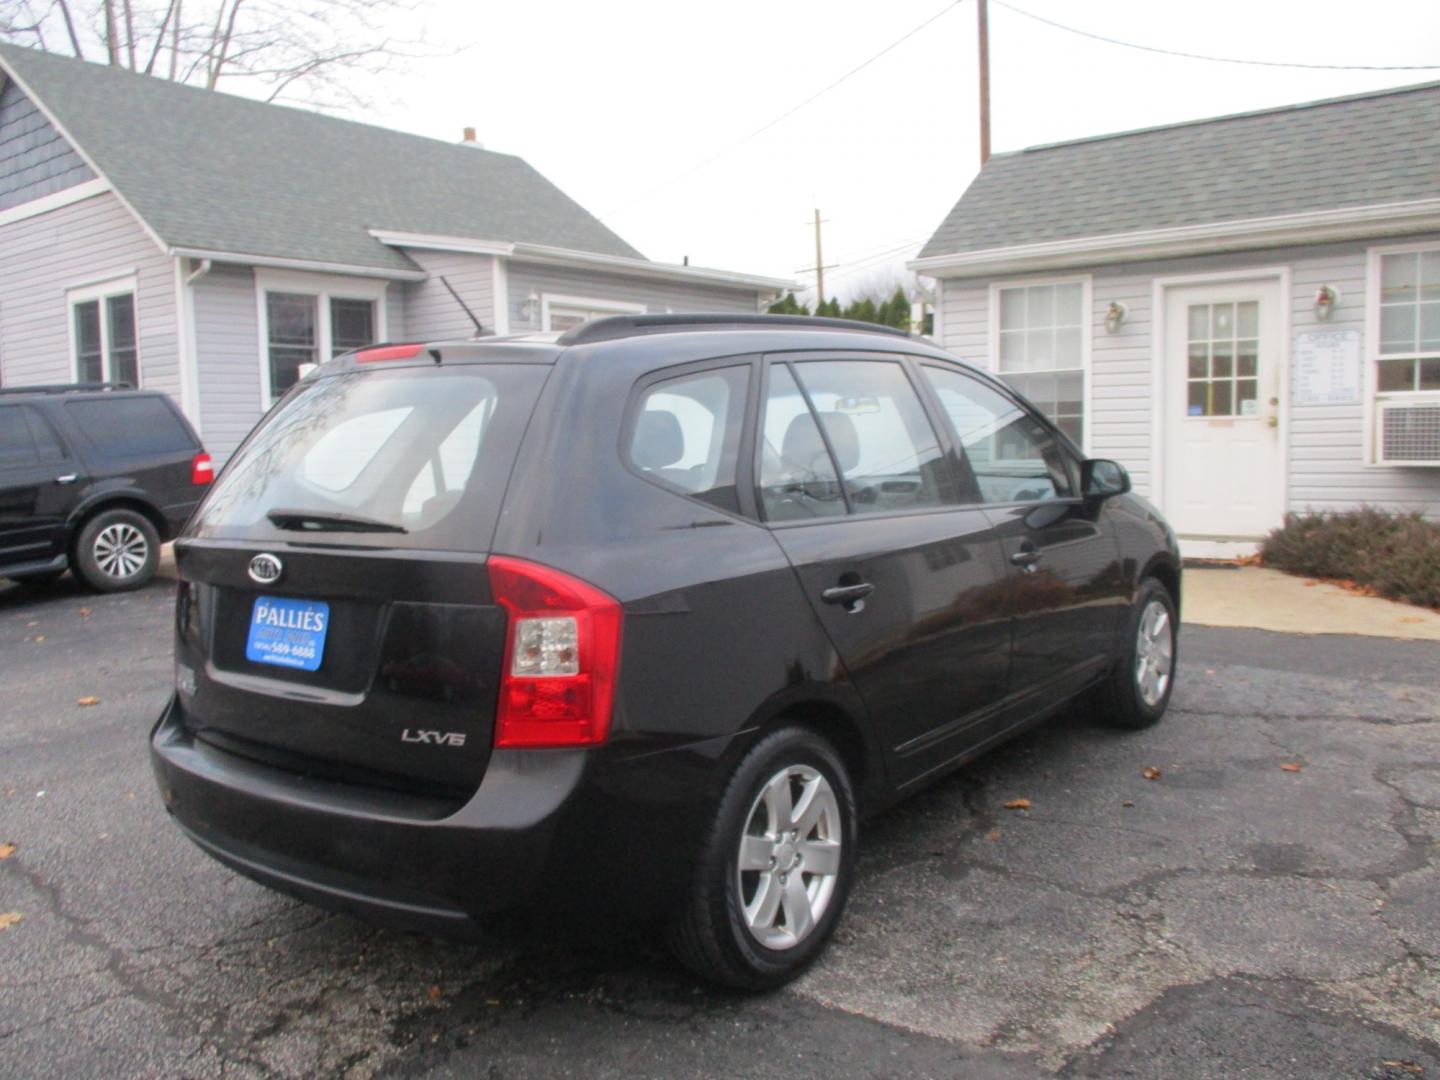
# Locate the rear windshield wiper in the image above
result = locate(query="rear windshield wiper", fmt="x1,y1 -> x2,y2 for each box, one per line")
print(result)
266,508 -> 408,534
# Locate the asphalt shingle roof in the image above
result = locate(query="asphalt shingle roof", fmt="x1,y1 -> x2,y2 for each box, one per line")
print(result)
919,81 -> 1440,260
0,43 -> 643,272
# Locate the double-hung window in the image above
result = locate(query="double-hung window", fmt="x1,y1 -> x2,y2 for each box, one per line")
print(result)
69,278 -> 139,386
258,274 -> 385,403
993,280 -> 1086,446
1371,247 -> 1440,465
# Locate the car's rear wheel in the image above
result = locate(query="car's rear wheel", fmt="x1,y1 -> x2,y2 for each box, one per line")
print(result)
73,509 -> 159,593
669,726 -> 857,990
1097,577 -> 1178,729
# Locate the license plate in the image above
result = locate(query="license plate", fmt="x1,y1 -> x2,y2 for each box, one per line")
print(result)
245,596 -> 330,672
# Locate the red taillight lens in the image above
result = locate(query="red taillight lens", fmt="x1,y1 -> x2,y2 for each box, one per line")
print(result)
355,344 -> 425,363
488,555 -> 622,748
191,452 -> 214,485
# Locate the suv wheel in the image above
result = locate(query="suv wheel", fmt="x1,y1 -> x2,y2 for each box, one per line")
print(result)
74,509 -> 160,593
669,726 -> 857,990
1097,578 -> 1178,730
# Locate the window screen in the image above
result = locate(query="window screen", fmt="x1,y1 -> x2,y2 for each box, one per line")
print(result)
65,396 -> 194,458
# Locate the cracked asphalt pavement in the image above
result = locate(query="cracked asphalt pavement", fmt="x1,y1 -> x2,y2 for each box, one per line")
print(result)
2,574 -> 1438,1079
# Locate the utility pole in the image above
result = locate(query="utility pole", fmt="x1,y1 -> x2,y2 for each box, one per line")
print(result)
797,208 -> 838,310
978,0 -> 991,165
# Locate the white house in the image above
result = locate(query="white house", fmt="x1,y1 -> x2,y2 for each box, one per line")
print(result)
912,82 -> 1440,557
0,44 -> 790,461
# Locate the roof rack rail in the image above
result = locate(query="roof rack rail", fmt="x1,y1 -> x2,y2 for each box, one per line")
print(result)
556,313 -> 910,346
0,382 -> 134,395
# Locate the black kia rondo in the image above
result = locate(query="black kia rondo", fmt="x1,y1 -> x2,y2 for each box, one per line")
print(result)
151,314 -> 1180,989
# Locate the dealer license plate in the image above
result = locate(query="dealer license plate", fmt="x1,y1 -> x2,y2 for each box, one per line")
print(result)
245,596 -> 330,672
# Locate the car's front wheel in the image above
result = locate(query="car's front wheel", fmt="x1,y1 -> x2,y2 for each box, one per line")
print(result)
669,726 -> 858,990
1097,577 -> 1178,729
73,509 -> 160,593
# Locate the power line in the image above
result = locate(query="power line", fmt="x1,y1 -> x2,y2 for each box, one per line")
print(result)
601,0 -> 965,220
992,0 -> 1440,71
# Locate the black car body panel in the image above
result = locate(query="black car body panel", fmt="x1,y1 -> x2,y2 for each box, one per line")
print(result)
152,320 -> 1182,936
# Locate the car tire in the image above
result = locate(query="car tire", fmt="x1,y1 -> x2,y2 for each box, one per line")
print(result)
1096,577 -> 1178,730
73,509 -> 160,593
668,725 -> 858,991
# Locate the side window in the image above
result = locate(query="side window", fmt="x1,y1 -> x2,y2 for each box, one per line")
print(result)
627,366 -> 748,514
791,360 -> 958,515
923,366 -> 1074,504
0,405 -> 38,470
65,397 -> 194,457
23,408 -> 65,464
758,364 -> 847,521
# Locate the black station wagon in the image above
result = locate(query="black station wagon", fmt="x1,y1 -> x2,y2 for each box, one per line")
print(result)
151,314 -> 1181,989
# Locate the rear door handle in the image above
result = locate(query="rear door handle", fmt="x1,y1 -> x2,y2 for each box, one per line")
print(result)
821,582 -> 875,606
55,474 -> 78,485
1010,547 -> 1043,571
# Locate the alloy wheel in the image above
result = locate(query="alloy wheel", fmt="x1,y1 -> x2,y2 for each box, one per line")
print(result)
1134,599 -> 1174,708
93,523 -> 149,580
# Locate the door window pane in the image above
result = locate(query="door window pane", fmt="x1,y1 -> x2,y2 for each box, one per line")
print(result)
0,405 -> 39,469
267,292 -> 317,398
758,364 -> 846,521
627,366 -> 748,514
74,300 -> 103,383
792,360 -> 958,515
923,366 -> 1073,504
1186,301 -> 1260,418
330,298 -> 376,358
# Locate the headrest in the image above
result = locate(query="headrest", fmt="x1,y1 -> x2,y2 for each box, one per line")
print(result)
780,410 -> 860,475
632,410 -> 684,469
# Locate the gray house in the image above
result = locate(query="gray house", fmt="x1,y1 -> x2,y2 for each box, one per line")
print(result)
0,44 -> 789,459
912,82 -> 1440,558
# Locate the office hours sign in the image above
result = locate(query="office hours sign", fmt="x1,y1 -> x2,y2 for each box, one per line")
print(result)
1292,329 -> 1362,406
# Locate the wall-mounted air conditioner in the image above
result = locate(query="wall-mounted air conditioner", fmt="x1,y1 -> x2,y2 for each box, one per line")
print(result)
1377,400 -> 1440,466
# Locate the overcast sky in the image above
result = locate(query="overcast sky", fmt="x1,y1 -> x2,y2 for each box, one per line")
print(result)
351,0 -> 1440,300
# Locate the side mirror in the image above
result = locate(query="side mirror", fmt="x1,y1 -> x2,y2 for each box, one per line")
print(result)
1082,458 -> 1130,499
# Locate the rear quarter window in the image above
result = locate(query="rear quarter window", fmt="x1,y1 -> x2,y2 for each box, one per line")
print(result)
65,396 -> 194,457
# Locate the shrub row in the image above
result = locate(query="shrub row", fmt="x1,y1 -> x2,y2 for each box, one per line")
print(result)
1260,508 -> 1440,610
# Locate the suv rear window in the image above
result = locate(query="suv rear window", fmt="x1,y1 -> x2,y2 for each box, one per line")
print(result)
190,366 -> 548,551
65,396 -> 194,456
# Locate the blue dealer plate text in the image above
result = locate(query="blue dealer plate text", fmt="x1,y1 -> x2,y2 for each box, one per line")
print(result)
246,596 -> 330,672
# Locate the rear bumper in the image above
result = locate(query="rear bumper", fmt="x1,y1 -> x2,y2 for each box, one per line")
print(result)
150,694 -> 588,934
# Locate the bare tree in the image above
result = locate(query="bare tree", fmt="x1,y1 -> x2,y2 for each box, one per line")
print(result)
0,0 -> 432,108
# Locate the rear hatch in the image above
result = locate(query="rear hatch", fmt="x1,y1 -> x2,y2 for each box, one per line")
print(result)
174,360 -> 550,800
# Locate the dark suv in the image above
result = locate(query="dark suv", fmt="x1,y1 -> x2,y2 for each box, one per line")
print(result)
0,384 -> 212,592
151,315 -> 1180,988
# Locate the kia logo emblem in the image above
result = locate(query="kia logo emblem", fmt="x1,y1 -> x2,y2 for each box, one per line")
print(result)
248,553 -> 283,585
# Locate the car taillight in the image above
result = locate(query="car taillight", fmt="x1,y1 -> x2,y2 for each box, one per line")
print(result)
191,452 -> 214,485
488,556 -> 622,749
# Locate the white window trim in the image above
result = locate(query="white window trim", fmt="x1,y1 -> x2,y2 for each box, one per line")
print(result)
1364,241 -> 1440,466
254,270 -> 388,407
66,273 -> 140,386
986,274 -> 1092,453
540,293 -> 646,332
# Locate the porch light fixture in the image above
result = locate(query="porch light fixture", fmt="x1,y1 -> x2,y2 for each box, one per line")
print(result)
1314,285 -> 1339,321
520,290 -> 541,324
1104,301 -> 1128,334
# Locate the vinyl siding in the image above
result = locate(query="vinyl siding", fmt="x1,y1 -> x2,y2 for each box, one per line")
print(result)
400,249 -> 494,340
0,189 -> 178,400
504,260 -> 759,332
936,235 -> 1440,519
0,77 -> 94,211
191,264 -> 261,462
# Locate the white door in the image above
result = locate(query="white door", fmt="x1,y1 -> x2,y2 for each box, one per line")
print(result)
1162,279 -> 1284,539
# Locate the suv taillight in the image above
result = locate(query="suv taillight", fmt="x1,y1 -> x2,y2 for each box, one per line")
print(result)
191,452 -> 214,485
488,556 -> 622,748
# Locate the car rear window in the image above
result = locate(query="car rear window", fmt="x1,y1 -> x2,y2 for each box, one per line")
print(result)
65,396 -> 194,456
189,365 -> 548,551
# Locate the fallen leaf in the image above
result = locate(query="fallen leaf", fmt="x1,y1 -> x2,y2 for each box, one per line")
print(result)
1121,800 -> 1135,808
0,912 -> 21,930
0,843 -> 14,859
1003,799 -> 1031,811
1304,580 -> 1319,587
1280,762 -> 1303,773
428,984 -> 442,1001
1382,1062 -> 1423,1076
1205,669 -> 1216,675
1398,616 -> 1422,624
78,608 -> 92,618
1143,766 -> 1162,781
985,830 -> 1002,842
77,696 -> 100,707
33,635 -> 44,643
